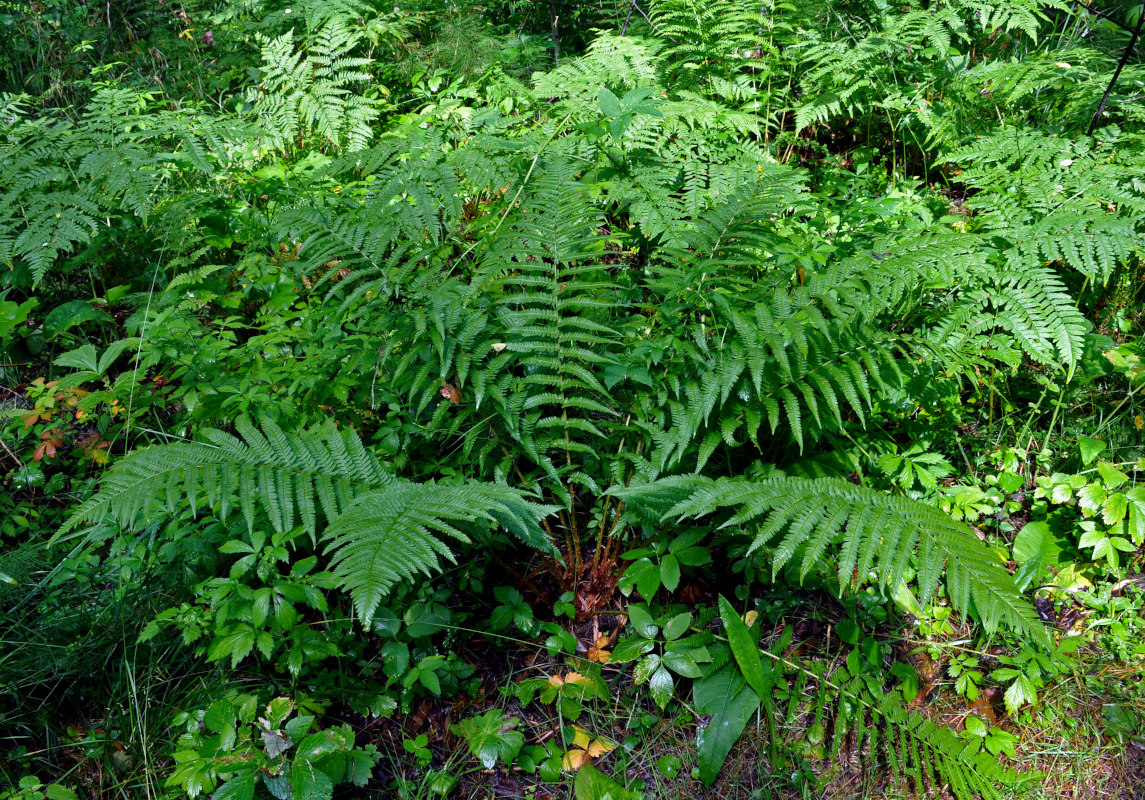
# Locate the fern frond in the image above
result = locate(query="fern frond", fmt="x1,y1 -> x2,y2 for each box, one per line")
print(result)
62,419 -> 557,626
60,417 -> 394,539
616,475 -> 1048,645
323,483 -> 556,623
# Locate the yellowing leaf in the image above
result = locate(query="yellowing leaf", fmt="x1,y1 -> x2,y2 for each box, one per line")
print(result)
586,738 -> 615,758
563,749 -> 589,770
571,726 -> 593,750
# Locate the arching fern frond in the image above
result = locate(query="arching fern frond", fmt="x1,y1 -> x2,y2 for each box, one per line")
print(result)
60,419 -> 557,625
60,417 -> 396,539
615,475 -> 1048,646
323,483 -> 557,624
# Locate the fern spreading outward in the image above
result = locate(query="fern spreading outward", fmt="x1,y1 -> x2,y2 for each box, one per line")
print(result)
63,419 -> 556,625
616,475 -> 1048,646
821,663 -> 1032,800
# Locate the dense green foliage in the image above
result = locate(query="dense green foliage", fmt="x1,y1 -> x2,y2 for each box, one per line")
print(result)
2,0 -> 1145,798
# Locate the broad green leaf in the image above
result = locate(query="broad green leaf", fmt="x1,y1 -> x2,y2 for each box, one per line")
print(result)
1078,436 -> 1106,466
606,636 -> 652,663
573,762 -> 638,800
1002,674 -> 1037,715
662,611 -> 691,641
660,553 -> 681,592
1013,521 -> 1055,562
213,775 -> 255,800
204,700 -> 236,734
296,728 -> 347,762
693,666 -> 760,786
662,648 -> 704,678
648,666 -> 674,708
597,88 -> 622,117
1096,461 -> 1129,489
289,762 -> 334,800
1077,483 -> 1105,514
718,595 -> 771,702
1102,492 -> 1128,525
454,709 -> 524,769
633,653 -> 661,684
626,604 -> 658,638
42,301 -> 112,340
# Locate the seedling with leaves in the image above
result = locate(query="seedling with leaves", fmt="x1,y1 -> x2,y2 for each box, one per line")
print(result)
618,531 -> 712,602
512,665 -> 609,721
167,693 -> 378,800
454,709 -> 525,770
609,604 -> 713,709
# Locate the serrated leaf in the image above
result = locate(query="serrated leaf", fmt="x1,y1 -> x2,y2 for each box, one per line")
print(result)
609,637 -> 654,663
1096,461 -> 1129,489
648,666 -> 674,708
454,709 -> 524,769
1102,492 -> 1128,525
662,611 -> 692,641
1003,674 -> 1037,715
627,604 -> 658,638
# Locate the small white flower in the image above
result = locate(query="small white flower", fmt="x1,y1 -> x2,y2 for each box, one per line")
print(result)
1059,159 -> 1073,167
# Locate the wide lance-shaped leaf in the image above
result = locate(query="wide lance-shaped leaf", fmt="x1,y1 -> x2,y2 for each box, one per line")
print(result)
718,595 -> 773,702
692,666 -> 760,786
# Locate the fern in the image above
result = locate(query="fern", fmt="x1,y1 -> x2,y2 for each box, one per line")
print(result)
248,22 -> 381,154
62,418 -> 556,625
815,662 -> 1033,800
616,474 -> 1049,645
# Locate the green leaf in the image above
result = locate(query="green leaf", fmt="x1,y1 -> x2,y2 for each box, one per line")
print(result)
633,653 -> 661,685
693,666 -> 760,786
597,88 -> 622,117
289,762 -> 334,800
42,301 -> 112,340
44,786 -> 80,800
662,611 -> 691,641
1077,483 -> 1106,514
648,666 -> 674,708
655,754 -> 682,779
573,762 -> 639,800
1078,436 -> 1106,466
718,595 -> 771,702
1012,521 -> 1055,562
1096,461 -> 1129,489
609,637 -> 654,663
204,700 -> 236,734
660,553 -> 681,592
1002,674 -> 1037,715
454,709 -> 524,769
296,728 -> 347,763
213,775 -> 255,800
627,559 -> 660,599
627,604 -> 658,639
1102,492 -> 1128,525
662,648 -> 704,678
